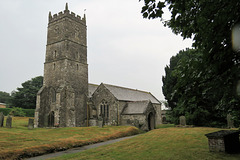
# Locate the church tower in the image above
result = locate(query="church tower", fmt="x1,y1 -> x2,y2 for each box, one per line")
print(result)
34,3 -> 88,127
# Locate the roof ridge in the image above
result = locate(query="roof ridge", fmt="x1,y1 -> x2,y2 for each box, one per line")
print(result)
127,100 -> 150,103
103,83 -> 151,94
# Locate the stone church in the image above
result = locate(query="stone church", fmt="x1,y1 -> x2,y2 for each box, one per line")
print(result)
34,4 -> 162,131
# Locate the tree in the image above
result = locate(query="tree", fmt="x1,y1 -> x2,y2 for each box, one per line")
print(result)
0,91 -> 12,105
11,76 -> 43,109
141,0 -> 240,126
163,48 -> 240,126
140,0 -> 240,83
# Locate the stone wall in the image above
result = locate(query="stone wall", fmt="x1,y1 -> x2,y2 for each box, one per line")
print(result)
153,103 -> 162,125
91,84 -> 120,125
208,138 -> 225,152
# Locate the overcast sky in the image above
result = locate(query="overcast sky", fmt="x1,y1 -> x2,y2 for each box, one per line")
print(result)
0,0 -> 192,101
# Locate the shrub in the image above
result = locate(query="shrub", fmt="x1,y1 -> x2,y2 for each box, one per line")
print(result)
22,109 -> 35,117
9,107 -> 26,117
0,108 -> 35,117
0,108 -> 11,116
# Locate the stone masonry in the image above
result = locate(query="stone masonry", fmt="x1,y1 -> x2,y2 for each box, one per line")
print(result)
35,4 -> 162,130
34,3 -> 88,127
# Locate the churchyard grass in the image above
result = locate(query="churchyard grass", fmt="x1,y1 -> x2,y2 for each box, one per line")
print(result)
51,126 -> 240,160
0,117 -> 139,160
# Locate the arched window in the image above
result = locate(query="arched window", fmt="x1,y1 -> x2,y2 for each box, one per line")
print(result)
100,100 -> 109,122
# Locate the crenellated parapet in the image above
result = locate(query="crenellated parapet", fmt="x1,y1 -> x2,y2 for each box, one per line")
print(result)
48,3 -> 86,24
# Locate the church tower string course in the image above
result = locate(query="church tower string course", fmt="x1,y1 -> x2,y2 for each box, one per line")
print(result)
34,3 -> 88,127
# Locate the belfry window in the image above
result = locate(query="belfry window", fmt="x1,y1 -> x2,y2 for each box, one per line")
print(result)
100,101 -> 109,121
50,88 -> 56,102
54,50 -> 57,58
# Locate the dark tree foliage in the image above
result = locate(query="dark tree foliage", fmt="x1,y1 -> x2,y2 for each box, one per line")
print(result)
11,76 -> 43,109
0,91 -> 12,105
163,48 -> 240,127
141,0 -> 240,126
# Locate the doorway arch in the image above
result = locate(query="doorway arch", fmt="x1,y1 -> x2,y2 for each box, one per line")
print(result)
48,111 -> 55,127
148,112 -> 155,130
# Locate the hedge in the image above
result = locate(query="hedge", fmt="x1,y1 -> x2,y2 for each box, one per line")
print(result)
0,108 -> 35,117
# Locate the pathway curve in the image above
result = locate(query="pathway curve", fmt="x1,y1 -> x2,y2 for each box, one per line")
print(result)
26,135 -> 138,160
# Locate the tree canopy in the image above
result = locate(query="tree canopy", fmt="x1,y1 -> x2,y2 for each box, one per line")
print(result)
140,0 -> 240,70
140,0 -> 240,126
0,91 -> 11,105
11,76 -> 43,109
163,49 -> 240,126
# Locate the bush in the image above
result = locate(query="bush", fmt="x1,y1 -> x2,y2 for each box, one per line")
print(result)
22,109 -> 35,117
0,108 -> 11,116
9,107 -> 26,117
0,108 -> 35,117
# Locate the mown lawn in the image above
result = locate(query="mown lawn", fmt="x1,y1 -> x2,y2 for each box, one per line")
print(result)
51,127 -> 240,160
0,117 -> 139,159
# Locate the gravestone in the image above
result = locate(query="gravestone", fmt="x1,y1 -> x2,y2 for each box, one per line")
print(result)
28,118 -> 34,129
179,116 -> 186,126
0,112 -> 4,127
6,115 -> 12,128
227,114 -> 234,128
98,117 -> 103,128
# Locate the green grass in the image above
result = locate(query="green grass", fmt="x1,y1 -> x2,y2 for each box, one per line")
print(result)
50,126 -> 240,160
0,117 -> 139,159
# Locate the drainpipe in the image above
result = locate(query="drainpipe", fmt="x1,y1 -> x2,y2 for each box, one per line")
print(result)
117,103 -> 120,126
87,102 -> 89,127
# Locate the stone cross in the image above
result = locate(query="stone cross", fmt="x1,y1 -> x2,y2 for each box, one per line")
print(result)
28,118 -> 34,129
227,114 -> 234,128
0,112 -> 4,127
6,115 -> 12,128
179,116 -> 186,126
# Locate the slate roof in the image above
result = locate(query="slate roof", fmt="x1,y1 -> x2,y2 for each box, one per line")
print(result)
122,100 -> 150,115
103,83 -> 160,104
88,83 -> 160,104
88,83 -> 98,97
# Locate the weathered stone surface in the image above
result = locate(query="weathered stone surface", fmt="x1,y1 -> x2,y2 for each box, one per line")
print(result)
28,118 -> 34,129
6,115 -> 12,128
0,112 -> 4,127
35,3 -> 162,130
205,130 -> 240,153
35,4 -> 88,128
98,118 -> 103,128
179,116 -> 186,126
227,114 -> 234,128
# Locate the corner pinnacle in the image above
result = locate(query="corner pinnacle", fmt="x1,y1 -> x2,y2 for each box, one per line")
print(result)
65,3 -> 69,11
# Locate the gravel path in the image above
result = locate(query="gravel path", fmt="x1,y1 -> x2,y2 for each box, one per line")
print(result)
26,135 -> 137,160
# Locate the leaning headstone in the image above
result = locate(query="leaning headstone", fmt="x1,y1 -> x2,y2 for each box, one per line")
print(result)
227,114 -> 234,128
179,116 -> 186,126
28,118 -> 34,129
0,112 -> 4,127
6,115 -> 12,128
